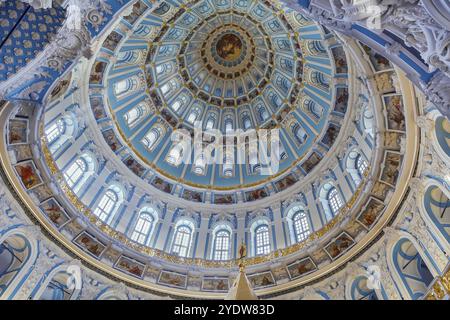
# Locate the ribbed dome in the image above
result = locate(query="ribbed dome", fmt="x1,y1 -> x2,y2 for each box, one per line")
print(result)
98,0 -> 344,196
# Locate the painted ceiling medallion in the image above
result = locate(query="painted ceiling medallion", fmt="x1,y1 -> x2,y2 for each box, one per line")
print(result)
215,32 -> 243,62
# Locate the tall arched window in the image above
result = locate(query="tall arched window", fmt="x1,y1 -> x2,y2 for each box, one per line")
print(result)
64,158 -> 87,188
123,103 -> 149,128
254,224 -> 270,256
45,119 -> 66,144
94,185 -> 123,223
291,123 -> 307,145
131,208 -> 157,245
356,155 -> 368,176
187,107 -> 201,124
258,105 -> 269,122
213,228 -> 231,261
141,126 -> 163,150
320,182 -> 344,221
362,104 -> 374,138
171,222 -> 193,258
166,143 -> 185,166
290,207 -> 311,243
114,77 -> 139,97
346,150 -> 368,186
205,116 -> 215,130
193,154 -> 207,175
328,187 -> 344,215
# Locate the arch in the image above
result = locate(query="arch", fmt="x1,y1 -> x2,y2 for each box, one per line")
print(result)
31,264 -> 81,300
141,125 -> 165,151
346,275 -> 380,300
286,204 -> 311,244
130,206 -> 159,246
123,102 -> 150,128
362,103 -> 375,138
113,75 -> 140,98
386,232 -> 439,300
211,224 -> 232,261
250,219 -> 271,256
434,116 -> 450,160
319,182 -> 344,221
45,113 -> 76,154
345,148 -> 368,187
93,184 -> 124,224
171,219 -> 195,258
0,228 -> 38,299
96,287 -> 129,300
423,185 -> 450,244
63,152 -> 96,195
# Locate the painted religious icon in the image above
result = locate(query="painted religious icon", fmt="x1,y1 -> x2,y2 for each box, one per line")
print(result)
216,33 -> 243,61
380,151 -> 402,186
274,174 -> 298,192
40,198 -> 70,227
301,152 -> 323,174
214,194 -> 236,205
324,232 -> 355,260
115,256 -> 145,278
158,270 -> 188,289
357,197 -> 385,229
287,257 -> 317,280
245,188 -> 268,202
384,95 -> 406,131
247,271 -> 276,289
73,231 -> 106,258
14,161 -> 42,189
151,177 -> 172,193
8,119 -> 28,144
202,277 -> 229,292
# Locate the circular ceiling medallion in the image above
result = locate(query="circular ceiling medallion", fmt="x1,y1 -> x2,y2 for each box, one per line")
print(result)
215,32 -> 243,62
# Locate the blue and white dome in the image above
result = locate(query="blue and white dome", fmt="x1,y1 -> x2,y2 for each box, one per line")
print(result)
89,0 -> 348,198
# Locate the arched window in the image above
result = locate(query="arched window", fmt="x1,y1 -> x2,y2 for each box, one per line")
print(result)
171,223 -> 193,258
224,118 -> 233,133
141,126 -> 163,150
45,115 -> 76,154
320,182 -> 344,221
45,119 -> 66,144
328,187 -> 344,215
255,224 -> 270,256
291,123 -> 307,145
241,112 -> 252,130
303,98 -> 323,120
356,155 -> 368,176
223,151 -> 234,177
346,150 -> 368,186
171,94 -> 189,113
258,105 -> 269,122
289,207 -> 311,243
187,106 -> 201,124
64,158 -> 87,188
310,71 -> 330,90
123,103 -> 149,128
94,185 -> 123,223
205,116 -> 215,130
193,154 -> 207,175
362,104 -> 374,138
213,228 -> 231,261
166,144 -> 184,166
114,77 -> 139,97
131,208 -> 157,245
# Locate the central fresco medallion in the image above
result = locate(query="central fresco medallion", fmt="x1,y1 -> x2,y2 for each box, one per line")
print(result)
215,33 -> 243,61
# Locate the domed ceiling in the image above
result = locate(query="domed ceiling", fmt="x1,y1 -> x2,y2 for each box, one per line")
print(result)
0,0 -> 424,299
87,0 -> 347,202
